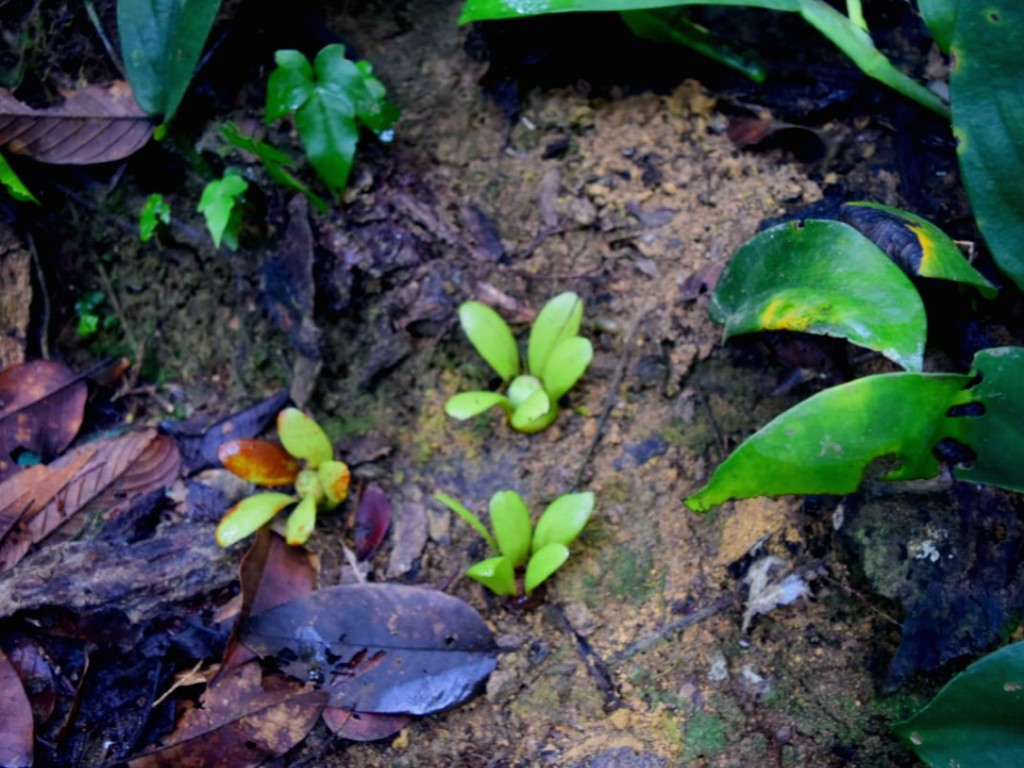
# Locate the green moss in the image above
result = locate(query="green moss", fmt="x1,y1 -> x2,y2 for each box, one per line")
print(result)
682,710 -> 727,760
604,542 -> 655,605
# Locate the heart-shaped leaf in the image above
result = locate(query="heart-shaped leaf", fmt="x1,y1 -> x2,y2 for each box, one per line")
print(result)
458,301 -> 520,381
532,492 -> 594,553
525,543 -> 570,595
277,408 -> 333,469
489,490 -> 531,567
527,292 -> 584,377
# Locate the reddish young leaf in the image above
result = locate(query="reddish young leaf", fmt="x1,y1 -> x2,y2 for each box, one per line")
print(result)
355,483 -> 391,561
217,439 -> 299,486
0,645 -> 33,768
322,708 -> 411,742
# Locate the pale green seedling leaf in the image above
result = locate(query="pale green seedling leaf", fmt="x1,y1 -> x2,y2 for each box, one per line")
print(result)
489,490 -> 532,567
459,301 -> 520,380
918,0 -> 958,52
685,372 -> 970,512
445,391 -> 513,420
117,0 -> 221,120
467,555 -> 518,597
710,219 -> 926,371
285,493 -> 317,546
435,492 -> 499,552
894,640 -> 1024,767
524,543 -> 570,595
139,193 -> 170,242
542,336 -> 593,402
277,408 -> 333,469
507,375 -> 544,409
0,152 -> 37,203
216,492 -> 295,547
510,388 -> 556,433
532,492 -> 594,553
527,292 -> 584,377
197,172 -> 247,249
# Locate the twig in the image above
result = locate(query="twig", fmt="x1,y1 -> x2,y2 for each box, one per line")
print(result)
547,603 -> 623,712
692,380 -> 727,461
609,597 -> 733,664
26,232 -> 49,358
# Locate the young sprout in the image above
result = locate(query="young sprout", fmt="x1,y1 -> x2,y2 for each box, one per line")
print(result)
435,489 -> 594,599
445,292 -> 593,433
215,408 -> 350,547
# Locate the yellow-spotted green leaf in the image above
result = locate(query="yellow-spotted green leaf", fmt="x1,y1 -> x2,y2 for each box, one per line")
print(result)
489,490 -> 532,567
684,372 -> 970,512
217,438 -> 300,486
277,408 -> 333,469
710,219 -> 926,371
216,492 -> 296,547
524,543 -> 570,595
510,388 -> 556,433
458,301 -> 520,381
532,492 -> 594,553
466,555 -> 518,597
319,460 -> 351,508
435,493 -> 499,553
839,201 -> 996,297
527,292 -> 584,377
542,336 -> 593,402
895,641 -> 1024,767
286,493 -> 317,545
445,391 -> 512,420
950,0 -> 1024,292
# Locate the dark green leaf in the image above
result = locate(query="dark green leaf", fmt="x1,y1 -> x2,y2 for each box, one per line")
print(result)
221,124 -> 328,214
918,0 -> 959,52
265,50 -> 316,123
458,301 -> 520,380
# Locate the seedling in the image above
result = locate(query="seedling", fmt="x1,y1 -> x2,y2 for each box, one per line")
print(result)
435,490 -> 594,598
138,193 -> 171,242
74,290 -> 118,339
198,170 -> 247,249
216,407 -> 351,547
445,292 -> 593,433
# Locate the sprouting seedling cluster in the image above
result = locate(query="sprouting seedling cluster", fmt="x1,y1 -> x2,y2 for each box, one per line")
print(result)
445,292 -> 593,433
435,490 -> 594,597
216,408 -> 350,547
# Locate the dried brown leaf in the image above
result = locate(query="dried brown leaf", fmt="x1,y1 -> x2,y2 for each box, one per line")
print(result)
0,81 -> 153,164
321,708 -> 410,742
0,645 -> 33,768
0,449 -> 94,541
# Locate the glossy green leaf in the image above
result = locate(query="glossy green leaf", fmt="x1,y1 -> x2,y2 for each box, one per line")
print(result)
527,292 -> 584,377
285,493 -> 318,546
117,0 -> 221,120
277,408 -> 333,469
352,60 -> 400,138
489,490 -> 532,567
435,492 -> 499,553
460,0 -> 799,22
458,301 -> 520,380
265,50 -> 315,122
445,391 -> 513,420
918,0 -> 958,52
216,492 -> 295,547
466,555 -> 518,597
507,375 -> 544,409
840,201 -> 996,297
894,641 -> 1024,767
710,219 -> 926,371
197,172 -> 247,250
542,336 -> 593,402
950,0 -> 1024,292
532,492 -> 594,553
524,543 -> 570,595
510,388 -> 556,433
139,193 -> 171,242
0,152 -> 37,204
684,372 -> 970,512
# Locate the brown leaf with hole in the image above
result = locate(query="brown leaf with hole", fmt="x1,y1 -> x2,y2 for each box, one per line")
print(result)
0,359 -> 88,482
0,429 -> 180,574
0,81 -> 153,165
0,645 -> 33,768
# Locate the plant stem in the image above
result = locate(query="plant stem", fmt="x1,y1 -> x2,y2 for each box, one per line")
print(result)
845,0 -> 867,31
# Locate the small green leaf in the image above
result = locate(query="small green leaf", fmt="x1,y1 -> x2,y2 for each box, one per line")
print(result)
527,292 -> 584,377
524,543 -> 570,595
319,460 -> 351,509
197,171 -> 247,249
266,50 -> 316,122
435,492 -> 499,553
0,152 -> 37,203
277,408 -> 333,469
445,391 -> 513,420
710,219 -> 926,371
466,555 -> 518,597
216,492 -> 295,547
285,493 -> 318,546
542,336 -> 593,402
139,193 -> 171,242
532,492 -> 594,553
894,641 -> 1024,767
510,388 -> 556,433
353,60 -> 400,138
507,375 -> 544,409
458,301 -> 520,380
489,490 -> 532,567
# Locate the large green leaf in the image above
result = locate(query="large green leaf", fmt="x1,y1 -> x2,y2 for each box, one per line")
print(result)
917,0 -> 958,52
527,292 -> 584,377
950,0 -> 1024,292
684,372 -> 970,512
458,301 -> 520,380
541,336 -> 593,402
710,219 -> 926,371
489,490 -> 532,567
894,641 -> 1024,767
117,0 -> 221,120
460,0 -> 799,21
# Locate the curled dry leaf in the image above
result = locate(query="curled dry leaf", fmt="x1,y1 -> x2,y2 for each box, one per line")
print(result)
0,81 -> 153,164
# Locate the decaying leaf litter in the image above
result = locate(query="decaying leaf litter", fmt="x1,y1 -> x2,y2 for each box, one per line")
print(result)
1,0 -> 1021,765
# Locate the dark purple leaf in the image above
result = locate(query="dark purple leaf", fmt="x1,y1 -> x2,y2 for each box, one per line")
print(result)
355,484 -> 391,561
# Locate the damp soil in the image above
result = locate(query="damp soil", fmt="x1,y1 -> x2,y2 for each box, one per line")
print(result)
4,0 -> 1024,766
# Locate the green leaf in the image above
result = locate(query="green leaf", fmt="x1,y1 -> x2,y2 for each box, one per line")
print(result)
458,301 -> 520,380
467,555 -> 518,597
532,492 -> 594,553
542,336 -> 593,402
489,490 -> 532,567
527,292 -> 584,377
445,391 -> 513,420
277,408 -> 334,469
710,219 -> 926,371
435,492 -> 499,553
216,492 -> 296,547
950,0 -> 1024,292
197,171 -> 247,249
265,50 -> 316,123
285,493 -> 318,546
918,0 -> 959,53
117,0 -> 221,120
840,201 -> 996,297
684,372 -> 970,512
507,375 -> 544,409
510,388 -> 556,433
524,543 -> 570,594
894,641 -> 1024,767
0,152 -> 37,203
139,193 -> 171,242
353,60 -> 401,138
